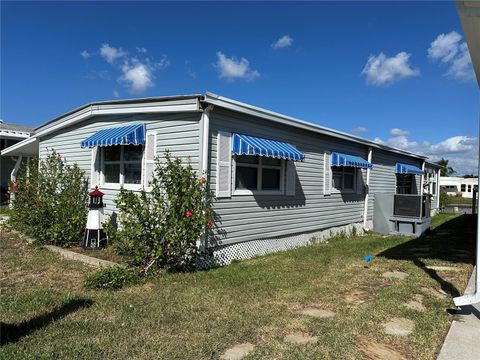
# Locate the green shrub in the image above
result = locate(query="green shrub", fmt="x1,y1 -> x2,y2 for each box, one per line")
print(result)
105,151 -> 215,275
84,266 -> 139,290
439,188 -> 450,208
9,151 -> 89,246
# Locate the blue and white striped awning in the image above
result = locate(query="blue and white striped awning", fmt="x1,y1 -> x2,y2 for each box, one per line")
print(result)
80,124 -> 146,148
395,162 -> 424,175
232,133 -> 305,161
331,152 -> 372,169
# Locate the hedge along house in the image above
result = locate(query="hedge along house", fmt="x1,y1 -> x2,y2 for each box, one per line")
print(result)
0,93 -> 442,264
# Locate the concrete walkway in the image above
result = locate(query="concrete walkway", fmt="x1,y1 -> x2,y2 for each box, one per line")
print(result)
437,267 -> 480,360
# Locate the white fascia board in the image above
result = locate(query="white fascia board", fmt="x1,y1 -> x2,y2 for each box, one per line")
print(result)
35,98 -> 201,139
204,93 -> 427,160
0,136 -> 38,156
0,131 -> 31,139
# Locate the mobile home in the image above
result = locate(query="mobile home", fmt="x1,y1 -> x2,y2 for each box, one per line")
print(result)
1,93 -> 442,264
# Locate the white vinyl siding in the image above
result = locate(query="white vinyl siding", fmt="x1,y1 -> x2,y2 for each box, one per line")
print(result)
208,108 -> 371,246
39,112 -> 202,214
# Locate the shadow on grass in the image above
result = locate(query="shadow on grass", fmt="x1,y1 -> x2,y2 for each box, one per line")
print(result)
378,214 -> 476,297
0,298 -> 93,346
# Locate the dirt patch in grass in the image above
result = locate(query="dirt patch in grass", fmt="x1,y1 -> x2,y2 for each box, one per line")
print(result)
68,245 -> 123,263
342,289 -> 376,306
357,338 -> 407,360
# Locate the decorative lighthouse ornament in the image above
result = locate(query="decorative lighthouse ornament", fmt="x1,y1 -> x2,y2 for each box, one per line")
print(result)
83,186 -> 107,249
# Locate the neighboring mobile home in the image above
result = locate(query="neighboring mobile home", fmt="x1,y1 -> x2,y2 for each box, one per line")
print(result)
0,93 -> 442,264
0,121 -> 34,204
440,176 -> 478,199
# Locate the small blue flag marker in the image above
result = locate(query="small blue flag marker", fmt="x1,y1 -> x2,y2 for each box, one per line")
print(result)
364,255 -> 372,263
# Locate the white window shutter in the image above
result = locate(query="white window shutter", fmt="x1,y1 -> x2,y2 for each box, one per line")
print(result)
286,160 -> 296,196
323,151 -> 332,196
144,131 -> 157,187
356,168 -> 364,194
91,147 -> 99,188
216,131 -> 232,198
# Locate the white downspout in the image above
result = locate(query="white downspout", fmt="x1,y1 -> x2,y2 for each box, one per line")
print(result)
198,104 -> 213,251
363,147 -> 372,229
454,117 -> 480,307
201,105 -> 213,175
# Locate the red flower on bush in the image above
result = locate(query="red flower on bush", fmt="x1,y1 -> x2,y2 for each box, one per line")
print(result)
200,177 -> 206,184
11,182 -> 18,191
207,219 -> 214,229
185,210 -> 192,218
56,154 -> 62,161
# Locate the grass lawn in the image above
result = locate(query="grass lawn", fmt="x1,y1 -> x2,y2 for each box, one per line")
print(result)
0,213 -> 475,359
447,196 -> 474,206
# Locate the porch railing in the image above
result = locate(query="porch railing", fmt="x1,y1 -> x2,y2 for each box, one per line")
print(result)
393,194 -> 430,218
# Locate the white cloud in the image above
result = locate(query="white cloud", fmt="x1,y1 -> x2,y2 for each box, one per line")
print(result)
389,128 -> 409,137
428,31 -> 475,82
361,52 -> 420,86
119,59 -> 154,94
428,31 -> 462,63
90,43 -> 169,93
351,126 -> 368,134
80,50 -> 91,59
100,43 -> 127,64
271,35 -> 293,49
214,51 -> 260,81
375,129 -> 479,175
153,54 -> 170,70
447,43 -> 475,81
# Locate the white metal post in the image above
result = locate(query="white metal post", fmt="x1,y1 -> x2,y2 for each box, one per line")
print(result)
9,156 -> 22,208
363,147 -> 372,229
419,161 -> 425,217
454,115 -> 480,307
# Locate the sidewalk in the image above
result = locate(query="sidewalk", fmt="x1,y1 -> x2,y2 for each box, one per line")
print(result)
437,267 -> 480,360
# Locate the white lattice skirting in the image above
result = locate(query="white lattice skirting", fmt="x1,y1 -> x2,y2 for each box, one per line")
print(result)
200,221 -> 373,268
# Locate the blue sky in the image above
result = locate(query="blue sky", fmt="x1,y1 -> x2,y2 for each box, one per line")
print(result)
1,1 -> 479,174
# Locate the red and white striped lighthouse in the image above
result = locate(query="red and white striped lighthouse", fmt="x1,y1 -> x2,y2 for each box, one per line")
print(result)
83,186 -> 107,249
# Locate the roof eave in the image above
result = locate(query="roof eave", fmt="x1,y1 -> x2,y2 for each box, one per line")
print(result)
34,94 -> 203,132
203,92 -> 428,160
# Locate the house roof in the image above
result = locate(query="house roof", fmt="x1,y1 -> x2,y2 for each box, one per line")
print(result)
34,94 -> 202,131
0,121 -> 34,134
12,93 -> 428,161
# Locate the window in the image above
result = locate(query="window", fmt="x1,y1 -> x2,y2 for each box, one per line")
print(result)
396,174 -> 414,194
432,182 -> 436,195
234,155 -> 284,194
461,184 -> 466,192
331,166 -> 356,192
102,145 -> 143,186
468,185 -> 472,192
